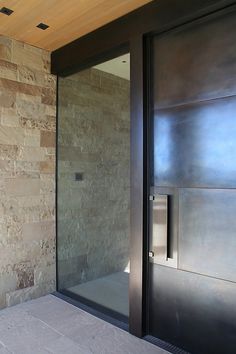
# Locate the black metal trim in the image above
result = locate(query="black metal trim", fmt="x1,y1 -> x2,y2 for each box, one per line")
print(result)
142,34 -> 153,336
145,335 -> 190,354
129,35 -> 145,338
55,76 -> 59,292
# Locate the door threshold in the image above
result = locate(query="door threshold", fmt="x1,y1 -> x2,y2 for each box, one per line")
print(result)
144,335 -> 190,354
53,292 -> 185,353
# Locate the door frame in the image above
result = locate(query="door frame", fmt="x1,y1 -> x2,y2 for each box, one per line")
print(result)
52,0 -> 236,342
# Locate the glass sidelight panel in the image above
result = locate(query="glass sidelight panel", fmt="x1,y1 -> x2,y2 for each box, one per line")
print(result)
57,54 -> 130,318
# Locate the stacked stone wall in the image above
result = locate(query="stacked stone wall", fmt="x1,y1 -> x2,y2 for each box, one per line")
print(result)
0,35 -> 56,308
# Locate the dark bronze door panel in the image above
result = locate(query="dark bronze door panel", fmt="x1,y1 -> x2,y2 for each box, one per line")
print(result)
149,7 -> 236,354
179,188 -> 236,282
153,9 -> 236,109
149,265 -> 236,354
154,97 -> 236,188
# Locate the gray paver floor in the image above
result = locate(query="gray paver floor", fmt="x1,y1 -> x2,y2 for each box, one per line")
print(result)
0,295 -> 168,354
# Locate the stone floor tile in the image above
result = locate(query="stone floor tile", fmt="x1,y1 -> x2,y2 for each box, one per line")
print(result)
45,336 -> 93,354
0,316 -> 60,354
0,295 -> 168,354
0,347 -> 12,354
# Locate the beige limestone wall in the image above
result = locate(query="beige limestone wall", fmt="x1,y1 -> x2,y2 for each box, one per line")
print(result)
0,35 -> 56,308
57,68 -> 130,289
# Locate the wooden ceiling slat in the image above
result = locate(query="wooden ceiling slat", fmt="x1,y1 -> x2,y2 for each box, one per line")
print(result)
0,0 -> 152,50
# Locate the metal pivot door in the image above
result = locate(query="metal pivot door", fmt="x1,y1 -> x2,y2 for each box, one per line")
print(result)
148,7 -> 236,354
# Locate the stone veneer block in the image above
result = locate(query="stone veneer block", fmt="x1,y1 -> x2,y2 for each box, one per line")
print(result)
0,59 -> 17,80
0,273 -> 18,296
0,126 -> 25,145
11,40 -> 44,71
34,263 -> 56,285
0,78 -> 42,97
24,130 -> 40,147
42,87 -> 56,106
40,131 -> 55,147
5,178 -> 40,196
5,281 -> 55,307
13,262 -> 34,289
0,43 -> 11,61
0,34 -> 56,309
0,90 -> 16,108
0,107 -> 20,127
0,144 -> 18,160
20,116 -> 56,132
40,161 -> 55,174
17,146 -> 47,161
22,221 -> 55,242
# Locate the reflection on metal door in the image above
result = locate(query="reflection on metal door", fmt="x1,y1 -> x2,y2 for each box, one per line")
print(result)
148,8 -> 236,354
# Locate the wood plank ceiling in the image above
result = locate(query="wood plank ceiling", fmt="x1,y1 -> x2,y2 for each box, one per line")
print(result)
0,0 -> 152,51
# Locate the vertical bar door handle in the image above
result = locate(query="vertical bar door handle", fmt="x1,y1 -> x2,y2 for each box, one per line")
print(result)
149,192 -> 177,268
151,194 -> 168,263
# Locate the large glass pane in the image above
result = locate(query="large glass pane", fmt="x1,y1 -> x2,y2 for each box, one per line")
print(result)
57,54 -> 130,318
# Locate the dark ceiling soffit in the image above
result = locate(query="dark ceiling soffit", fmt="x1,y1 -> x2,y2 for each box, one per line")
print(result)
51,0 -> 236,76
57,43 -> 130,77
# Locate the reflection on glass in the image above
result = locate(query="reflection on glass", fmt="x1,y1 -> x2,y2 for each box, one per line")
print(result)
57,54 -> 130,318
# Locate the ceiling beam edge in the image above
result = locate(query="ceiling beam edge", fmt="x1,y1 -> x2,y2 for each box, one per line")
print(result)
51,0 -> 236,76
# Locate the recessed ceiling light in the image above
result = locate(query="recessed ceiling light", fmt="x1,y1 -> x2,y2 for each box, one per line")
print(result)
0,7 -> 14,16
36,23 -> 49,30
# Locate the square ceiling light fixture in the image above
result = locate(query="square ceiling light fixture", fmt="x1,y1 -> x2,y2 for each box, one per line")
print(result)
37,23 -> 49,30
0,7 -> 14,15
